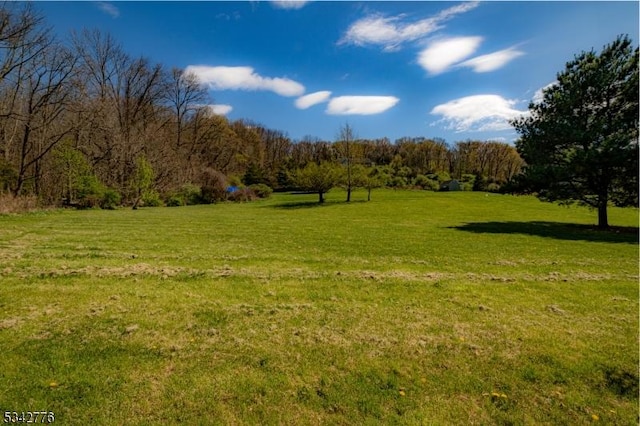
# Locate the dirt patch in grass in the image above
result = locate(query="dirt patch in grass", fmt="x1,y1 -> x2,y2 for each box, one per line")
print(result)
9,263 -> 634,285
337,270 -> 452,282
0,317 -> 22,329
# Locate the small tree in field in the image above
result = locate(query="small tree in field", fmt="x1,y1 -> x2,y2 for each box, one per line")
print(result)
337,123 -> 356,202
511,35 -> 638,228
131,156 -> 154,209
296,162 -> 341,203
352,165 -> 384,201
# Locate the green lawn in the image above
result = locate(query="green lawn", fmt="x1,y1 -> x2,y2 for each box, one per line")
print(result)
0,190 -> 637,424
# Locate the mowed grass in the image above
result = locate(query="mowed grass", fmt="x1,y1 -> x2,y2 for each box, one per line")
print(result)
0,190 -> 637,425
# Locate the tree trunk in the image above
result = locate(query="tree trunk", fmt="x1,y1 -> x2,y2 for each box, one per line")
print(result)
597,200 -> 608,229
347,186 -> 351,202
367,187 -> 371,202
318,191 -> 324,204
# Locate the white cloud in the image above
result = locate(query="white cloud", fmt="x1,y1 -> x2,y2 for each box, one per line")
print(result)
340,2 -> 479,51
532,81 -> 558,104
209,104 -> 233,115
295,91 -> 332,109
459,47 -> 524,73
486,136 -> 507,143
270,0 -> 310,10
430,94 -> 528,132
418,36 -> 483,74
339,15 -> 427,52
433,1 -> 480,21
326,96 -> 399,115
96,2 -> 119,18
184,65 -> 305,97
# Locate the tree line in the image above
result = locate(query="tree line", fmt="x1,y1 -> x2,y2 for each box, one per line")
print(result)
0,4 -> 523,209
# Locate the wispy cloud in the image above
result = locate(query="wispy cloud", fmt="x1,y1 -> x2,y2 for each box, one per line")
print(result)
339,2 -> 479,51
459,47 -> 525,73
417,36 -> 483,74
430,94 -> 527,132
96,2 -> 119,18
295,91 -> 331,109
216,11 -> 241,21
326,96 -> 399,115
185,65 -> 305,97
270,0 -> 310,10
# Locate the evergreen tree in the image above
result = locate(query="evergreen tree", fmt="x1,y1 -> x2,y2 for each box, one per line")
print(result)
511,35 -> 639,228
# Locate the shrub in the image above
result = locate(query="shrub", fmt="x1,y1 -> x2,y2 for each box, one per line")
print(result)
389,176 -> 408,188
414,175 -> 439,191
179,183 -> 202,205
473,172 -> 486,191
227,187 -> 257,202
201,169 -> 228,203
76,175 -> 105,208
142,190 -> 162,207
100,188 -> 121,210
228,175 -> 243,188
460,182 -> 474,191
249,183 -> 273,198
461,174 -> 476,184
487,183 -> 501,193
166,196 -> 184,207
427,172 -> 451,184
0,193 -> 38,214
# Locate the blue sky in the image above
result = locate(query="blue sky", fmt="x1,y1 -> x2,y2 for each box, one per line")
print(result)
37,1 -> 639,143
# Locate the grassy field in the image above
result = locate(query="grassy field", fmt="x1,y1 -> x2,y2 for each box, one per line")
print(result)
0,190 -> 637,425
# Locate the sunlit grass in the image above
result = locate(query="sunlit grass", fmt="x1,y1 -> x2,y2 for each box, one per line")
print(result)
0,190 -> 637,424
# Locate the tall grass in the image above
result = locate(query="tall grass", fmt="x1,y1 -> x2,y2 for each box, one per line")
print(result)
0,193 -> 39,214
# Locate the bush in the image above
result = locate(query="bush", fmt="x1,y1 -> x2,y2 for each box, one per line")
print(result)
414,175 -> 439,191
76,175 -> 105,208
487,183 -> 501,192
200,169 -> 228,203
228,175 -> 243,188
427,172 -> 451,184
142,190 -> 163,207
227,187 -> 257,202
179,183 -> 202,205
166,196 -> 184,207
389,176 -> 408,188
100,188 -> 121,210
461,174 -> 476,184
473,173 -> 486,191
249,183 -> 273,198
460,182 -> 474,191
394,166 -> 414,180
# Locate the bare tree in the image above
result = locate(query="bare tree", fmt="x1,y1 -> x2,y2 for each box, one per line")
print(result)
72,29 -> 165,199
0,6 -> 77,196
337,123 -> 356,202
12,43 -> 76,195
0,3 -> 49,87
164,67 -> 207,149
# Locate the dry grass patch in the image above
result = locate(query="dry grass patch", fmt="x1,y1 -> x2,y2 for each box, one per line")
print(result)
0,193 -> 39,214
